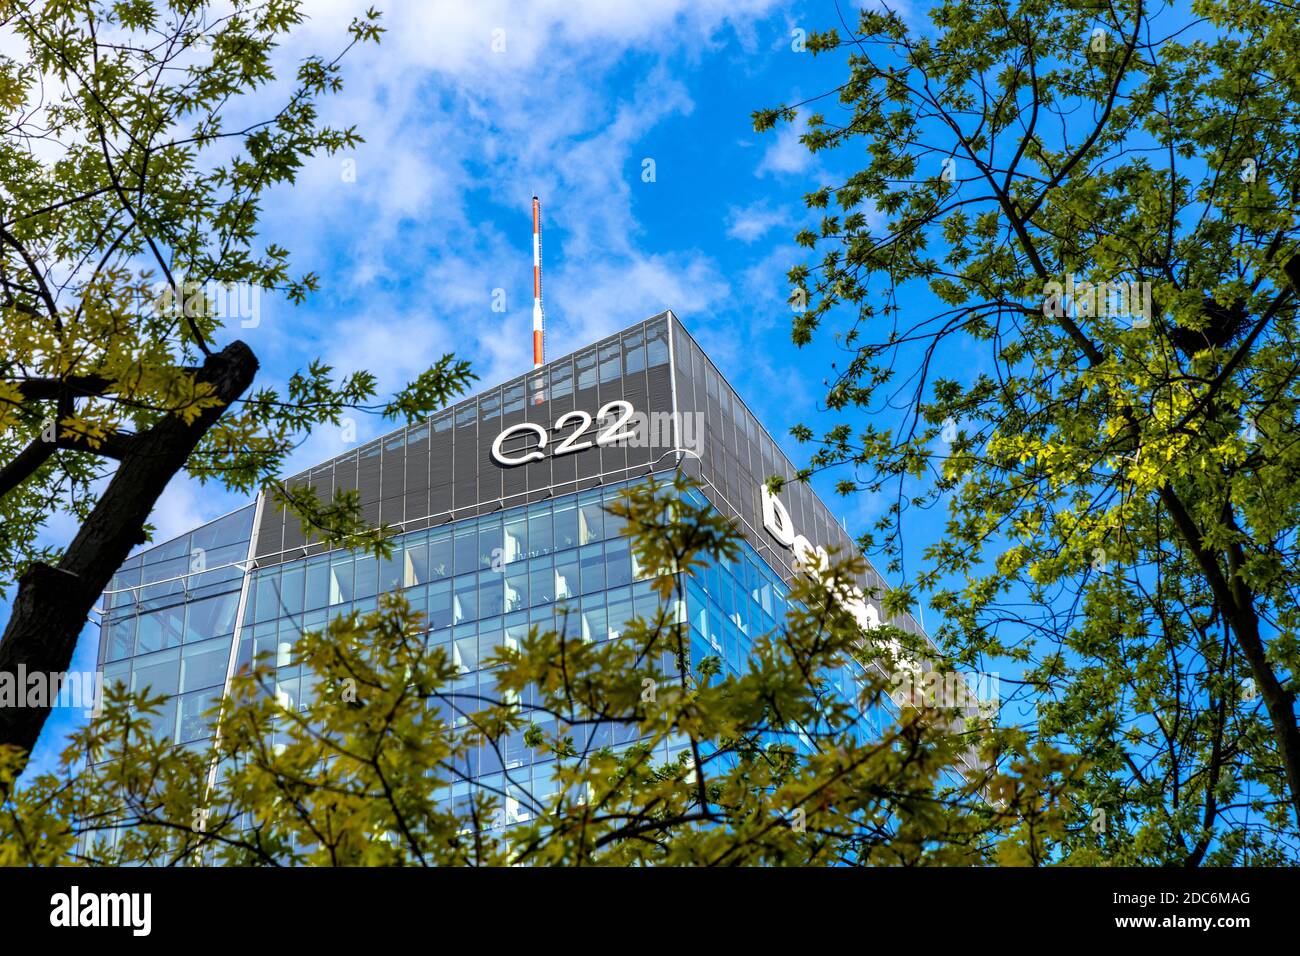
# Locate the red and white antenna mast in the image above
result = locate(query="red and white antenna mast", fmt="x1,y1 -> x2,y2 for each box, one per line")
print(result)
531,195 -> 545,369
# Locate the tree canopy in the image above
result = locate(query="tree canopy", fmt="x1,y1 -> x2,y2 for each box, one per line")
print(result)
0,0 -> 472,760
1,475 -> 1075,866
4,0 -> 1299,867
758,0 -> 1300,862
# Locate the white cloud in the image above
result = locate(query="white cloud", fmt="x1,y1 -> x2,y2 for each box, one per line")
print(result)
695,239 -> 811,409
756,110 -> 815,177
15,0 -> 798,548
137,475 -> 248,552
294,0 -> 783,82
726,199 -> 792,243
244,1 -> 782,477
553,251 -> 731,351
19,0 -> 818,763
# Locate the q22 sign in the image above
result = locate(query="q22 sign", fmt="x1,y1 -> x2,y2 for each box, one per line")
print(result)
490,400 -> 638,467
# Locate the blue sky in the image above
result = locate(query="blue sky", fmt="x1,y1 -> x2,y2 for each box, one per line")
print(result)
11,0 -> 1287,861
21,0 -> 942,774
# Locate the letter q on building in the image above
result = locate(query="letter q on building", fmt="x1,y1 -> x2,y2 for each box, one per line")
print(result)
490,422 -> 548,466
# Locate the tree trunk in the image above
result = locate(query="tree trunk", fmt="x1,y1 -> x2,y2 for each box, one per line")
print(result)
0,341 -> 258,765
1160,485 -> 1300,827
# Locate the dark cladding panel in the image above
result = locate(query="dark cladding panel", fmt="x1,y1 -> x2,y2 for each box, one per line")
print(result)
651,358 -> 676,410
404,423 -> 430,522
334,452 -> 359,499
312,464 -> 335,503
546,427 -> 577,488
597,388 -> 627,478
688,337 -> 712,492
298,465 -> 334,558
741,470 -> 763,538
666,315 -> 880,601
500,382 -> 529,505
478,387 -> 504,511
836,522 -> 856,565
380,432 -> 405,500
573,358 -> 602,482
429,411 -> 453,520
719,381 -> 736,460
452,400 -> 477,512
732,391 -> 752,472
672,333 -> 695,429
358,442 -> 381,528
702,375 -> 722,486
249,312 -> 894,631
380,497 -> 404,527
793,479 -> 812,549
732,453 -> 747,517
624,365 -> 651,470
619,326 -> 649,458
705,363 -> 723,451
358,441 -> 381,500
282,507 -> 307,555
760,433 -> 777,488
255,489 -> 284,561
380,431 -> 407,525
275,467 -> 313,557
522,375 -> 551,502
724,452 -> 742,523
548,361 -> 577,489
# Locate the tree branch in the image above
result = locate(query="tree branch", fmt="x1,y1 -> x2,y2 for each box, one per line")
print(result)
0,340 -> 258,762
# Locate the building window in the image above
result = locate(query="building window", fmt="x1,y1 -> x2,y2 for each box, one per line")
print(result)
478,570 -> 504,618
502,515 -> 527,563
623,329 -> 645,374
529,559 -> 554,607
429,580 -> 452,629
453,575 -> 477,624
553,502 -> 578,551
136,604 -> 184,653
131,647 -> 181,698
578,499 -> 603,545
579,544 -> 604,595
550,360 -> 573,399
599,341 -> 620,383
575,349 -> 597,390
605,539 -> 632,589
428,532 -> 452,578
526,507 -> 552,558
106,616 -> 137,662
403,543 -> 428,588
555,553 -> 579,601
353,558 -> 378,601
180,638 -> 229,694
646,319 -> 669,367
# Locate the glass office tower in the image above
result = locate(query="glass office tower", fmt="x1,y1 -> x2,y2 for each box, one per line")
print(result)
95,312 -> 933,822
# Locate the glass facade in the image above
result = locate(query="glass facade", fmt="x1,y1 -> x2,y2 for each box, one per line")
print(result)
98,483 -> 884,814
93,312 -> 906,829
99,505 -> 254,750
238,478 -> 691,818
681,487 -> 887,756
